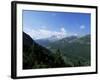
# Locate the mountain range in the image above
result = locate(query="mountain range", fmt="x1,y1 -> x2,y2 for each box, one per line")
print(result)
35,35 -> 63,47
35,34 -> 91,66
23,32 -> 91,69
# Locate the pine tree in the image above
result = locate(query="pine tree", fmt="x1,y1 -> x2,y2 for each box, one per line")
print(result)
54,48 -> 65,67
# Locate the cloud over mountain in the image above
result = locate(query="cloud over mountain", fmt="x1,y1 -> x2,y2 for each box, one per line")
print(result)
24,27 -> 67,40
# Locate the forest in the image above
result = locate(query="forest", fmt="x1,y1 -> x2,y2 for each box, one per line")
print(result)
23,32 -> 90,69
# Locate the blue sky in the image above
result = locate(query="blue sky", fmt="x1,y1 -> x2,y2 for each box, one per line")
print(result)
23,10 -> 91,40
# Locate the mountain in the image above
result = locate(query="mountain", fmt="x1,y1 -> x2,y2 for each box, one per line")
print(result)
23,32 -> 72,69
46,35 -> 91,66
54,36 -> 78,44
45,36 -> 78,49
35,39 -> 51,47
47,35 -> 62,42
23,32 -> 33,47
23,32 -> 91,69
35,35 -> 64,47
75,34 -> 90,44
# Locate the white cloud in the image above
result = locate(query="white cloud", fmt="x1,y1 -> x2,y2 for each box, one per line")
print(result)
73,33 -> 78,36
24,27 -> 67,40
61,27 -> 66,33
80,25 -> 85,29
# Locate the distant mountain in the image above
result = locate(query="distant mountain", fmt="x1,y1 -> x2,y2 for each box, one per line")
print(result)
75,34 -> 90,44
35,35 -> 63,47
45,36 -> 78,49
35,39 -> 51,47
46,34 -> 91,66
54,36 -> 78,44
47,35 -> 62,42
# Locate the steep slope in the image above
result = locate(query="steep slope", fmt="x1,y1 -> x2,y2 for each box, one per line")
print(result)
23,32 -> 72,69
23,32 -> 33,47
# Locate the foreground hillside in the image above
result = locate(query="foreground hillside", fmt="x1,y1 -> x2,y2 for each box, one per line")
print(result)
23,32 -> 74,69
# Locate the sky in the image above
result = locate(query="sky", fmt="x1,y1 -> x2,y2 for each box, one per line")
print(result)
23,10 -> 91,40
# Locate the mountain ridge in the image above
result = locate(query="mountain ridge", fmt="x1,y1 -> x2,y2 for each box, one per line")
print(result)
46,34 -> 91,66
23,32 -> 91,69
23,32 -> 73,69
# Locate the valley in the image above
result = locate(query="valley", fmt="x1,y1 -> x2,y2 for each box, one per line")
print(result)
23,32 -> 91,69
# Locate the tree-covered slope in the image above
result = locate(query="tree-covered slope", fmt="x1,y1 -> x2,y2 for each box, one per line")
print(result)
23,32 -> 73,69
46,35 -> 91,66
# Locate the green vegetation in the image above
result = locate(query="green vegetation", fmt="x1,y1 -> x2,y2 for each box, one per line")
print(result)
47,35 -> 91,67
23,43 -> 73,69
23,32 -> 91,69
